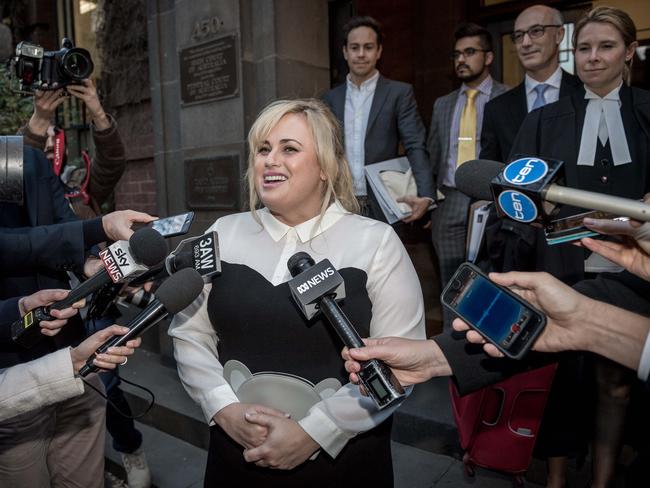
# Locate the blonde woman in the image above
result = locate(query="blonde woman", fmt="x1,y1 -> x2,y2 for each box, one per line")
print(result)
170,99 -> 425,487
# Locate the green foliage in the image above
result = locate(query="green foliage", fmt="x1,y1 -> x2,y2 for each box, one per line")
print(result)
0,65 -> 32,134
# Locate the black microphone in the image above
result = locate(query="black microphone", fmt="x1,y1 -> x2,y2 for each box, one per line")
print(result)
456,158 -> 650,223
11,227 -> 168,348
79,267 -> 204,377
129,231 -> 221,286
287,252 -> 405,410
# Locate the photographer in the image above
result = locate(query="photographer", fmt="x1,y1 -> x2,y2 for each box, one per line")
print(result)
19,78 -> 126,219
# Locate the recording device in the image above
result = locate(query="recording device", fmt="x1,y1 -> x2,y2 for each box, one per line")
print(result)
287,252 -> 405,410
11,227 -> 167,348
0,136 -> 23,205
130,231 -> 221,286
455,158 -> 650,229
442,262 -> 546,359
148,211 -> 194,238
79,268 -> 204,377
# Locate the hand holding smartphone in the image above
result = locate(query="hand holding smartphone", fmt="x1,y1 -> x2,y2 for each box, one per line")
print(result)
441,263 -> 546,359
147,211 -> 194,238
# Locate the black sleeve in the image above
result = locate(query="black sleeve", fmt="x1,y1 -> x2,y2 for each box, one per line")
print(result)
508,109 -> 543,161
479,101 -> 502,162
0,297 -> 21,347
0,218 -> 107,274
432,330 -> 557,396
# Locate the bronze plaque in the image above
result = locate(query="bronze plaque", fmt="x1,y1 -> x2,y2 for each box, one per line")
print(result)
185,156 -> 240,209
179,34 -> 239,105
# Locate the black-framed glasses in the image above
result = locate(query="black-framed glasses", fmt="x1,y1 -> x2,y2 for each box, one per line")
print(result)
510,24 -> 562,44
450,47 -> 489,60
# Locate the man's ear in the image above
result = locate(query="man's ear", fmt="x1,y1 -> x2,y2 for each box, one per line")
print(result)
556,26 -> 566,46
343,45 -> 349,62
485,50 -> 494,67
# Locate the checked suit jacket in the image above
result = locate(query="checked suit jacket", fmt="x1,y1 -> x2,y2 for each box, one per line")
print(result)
426,79 -> 508,286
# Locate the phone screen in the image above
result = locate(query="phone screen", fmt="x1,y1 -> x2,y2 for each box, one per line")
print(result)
150,212 -> 194,237
444,265 -> 545,357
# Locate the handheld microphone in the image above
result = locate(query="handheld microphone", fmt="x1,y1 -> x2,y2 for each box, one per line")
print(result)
287,252 -> 405,410
456,158 -> 650,224
79,267 -> 204,377
129,231 -> 221,286
11,227 -> 168,349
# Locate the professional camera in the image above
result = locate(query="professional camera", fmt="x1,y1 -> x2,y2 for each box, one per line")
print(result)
11,38 -> 93,93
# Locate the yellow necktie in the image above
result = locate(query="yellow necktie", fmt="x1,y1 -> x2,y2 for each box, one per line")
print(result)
457,89 -> 479,167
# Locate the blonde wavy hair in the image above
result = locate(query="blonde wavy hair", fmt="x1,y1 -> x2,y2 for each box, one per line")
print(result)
573,6 -> 637,85
245,98 -> 359,220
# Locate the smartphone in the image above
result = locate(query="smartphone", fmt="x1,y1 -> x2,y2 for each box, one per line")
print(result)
544,210 -> 625,246
149,211 -> 194,238
441,262 -> 546,359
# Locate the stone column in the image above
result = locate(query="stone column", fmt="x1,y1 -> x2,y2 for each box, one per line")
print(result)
146,0 -> 329,361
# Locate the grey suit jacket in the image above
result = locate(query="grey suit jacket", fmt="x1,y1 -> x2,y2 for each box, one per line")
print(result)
322,75 -> 434,199
427,79 -> 509,188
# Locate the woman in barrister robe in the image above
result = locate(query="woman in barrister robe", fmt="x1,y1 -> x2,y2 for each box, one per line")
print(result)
510,7 -> 650,488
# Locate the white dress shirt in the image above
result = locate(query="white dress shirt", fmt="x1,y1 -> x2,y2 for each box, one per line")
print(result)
525,66 -> 562,113
344,70 -> 380,196
169,201 -> 426,458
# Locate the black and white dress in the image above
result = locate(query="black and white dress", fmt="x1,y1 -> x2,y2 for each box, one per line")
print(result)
170,201 -> 426,487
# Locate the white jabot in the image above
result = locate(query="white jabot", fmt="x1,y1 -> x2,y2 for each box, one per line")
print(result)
577,84 -> 631,166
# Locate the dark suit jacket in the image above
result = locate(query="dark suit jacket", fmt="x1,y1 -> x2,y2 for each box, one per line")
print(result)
480,70 -> 582,163
509,84 -> 650,283
0,146 -> 86,366
322,75 -> 435,199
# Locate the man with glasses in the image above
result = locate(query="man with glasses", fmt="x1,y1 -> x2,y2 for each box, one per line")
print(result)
480,4 -> 581,163
426,22 -> 507,310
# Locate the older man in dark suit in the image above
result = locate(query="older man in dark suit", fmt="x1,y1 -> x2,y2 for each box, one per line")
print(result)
322,16 -> 434,222
480,5 -> 582,163
427,23 -> 508,297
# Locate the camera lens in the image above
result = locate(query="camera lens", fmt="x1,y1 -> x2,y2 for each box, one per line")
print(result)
61,49 -> 93,80
451,279 -> 462,291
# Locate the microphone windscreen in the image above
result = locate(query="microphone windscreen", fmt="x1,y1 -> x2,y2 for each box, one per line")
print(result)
155,268 -> 203,313
287,251 -> 314,277
455,159 -> 504,201
129,227 -> 168,267
170,251 -> 193,272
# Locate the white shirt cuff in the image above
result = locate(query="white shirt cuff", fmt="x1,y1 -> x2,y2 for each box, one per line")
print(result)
637,331 -> 650,382
200,384 -> 240,425
299,406 -> 354,458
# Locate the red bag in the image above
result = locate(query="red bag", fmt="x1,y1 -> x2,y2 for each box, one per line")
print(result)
449,363 -> 557,481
